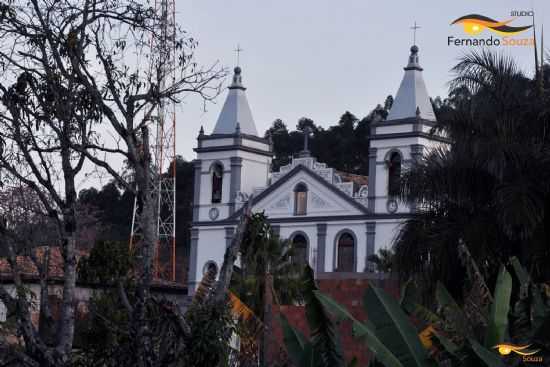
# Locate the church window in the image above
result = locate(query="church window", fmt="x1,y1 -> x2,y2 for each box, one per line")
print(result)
203,261 -> 218,276
211,163 -> 223,203
294,183 -> 308,215
336,232 -> 355,272
291,233 -> 308,266
388,152 -> 402,197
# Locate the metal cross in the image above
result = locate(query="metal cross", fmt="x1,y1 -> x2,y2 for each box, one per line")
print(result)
411,21 -> 421,45
234,44 -> 243,66
303,126 -> 312,152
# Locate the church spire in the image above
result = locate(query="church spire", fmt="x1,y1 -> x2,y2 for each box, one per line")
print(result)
212,66 -> 258,135
386,45 -> 436,121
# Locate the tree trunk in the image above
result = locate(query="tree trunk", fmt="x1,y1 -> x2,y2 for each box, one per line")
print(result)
132,128 -> 157,367
261,273 -> 274,367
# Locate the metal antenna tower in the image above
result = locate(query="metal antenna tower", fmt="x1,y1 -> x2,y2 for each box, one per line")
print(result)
130,0 -> 177,282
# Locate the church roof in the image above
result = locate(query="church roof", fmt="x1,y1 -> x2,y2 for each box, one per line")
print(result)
386,45 -> 436,121
212,67 -> 258,136
227,162 -> 370,221
336,171 -> 369,190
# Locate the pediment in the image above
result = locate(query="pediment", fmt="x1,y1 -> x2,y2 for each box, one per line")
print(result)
252,168 -> 366,218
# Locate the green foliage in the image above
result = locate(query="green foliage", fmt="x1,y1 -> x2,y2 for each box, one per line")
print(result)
484,266 -> 512,347
74,290 -> 132,365
364,286 -> 434,367
182,299 -> 235,367
467,338 -> 502,367
277,266 -> 346,367
436,282 -> 471,341
395,51 -> 550,295
311,255 -> 550,367
425,257 -> 549,366
78,183 -> 133,243
400,280 -> 442,327
314,290 -> 404,367
75,240 -> 236,367
279,313 -> 307,366
367,248 -> 394,273
77,240 -> 132,284
508,256 -> 550,347
315,285 -> 434,367
231,212 -> 302,318
303,266 -> 344,367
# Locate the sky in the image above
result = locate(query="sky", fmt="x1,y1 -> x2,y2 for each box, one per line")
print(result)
170,0 -> 549,160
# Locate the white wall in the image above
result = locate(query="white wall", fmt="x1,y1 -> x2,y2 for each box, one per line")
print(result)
240,151 -> 271,194
374,220 -> 403,252
196,149 -> 271,222
194,226 -> 228,283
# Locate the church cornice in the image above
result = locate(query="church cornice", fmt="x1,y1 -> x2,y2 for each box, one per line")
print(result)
371,117 -> 437,127
192,212 -> 412,227
193,144 -> 273,157
198,132 -> 270,144
369,131 -> 452,144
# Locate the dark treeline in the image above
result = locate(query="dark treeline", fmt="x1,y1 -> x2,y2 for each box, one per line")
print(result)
266,95 -> 394,175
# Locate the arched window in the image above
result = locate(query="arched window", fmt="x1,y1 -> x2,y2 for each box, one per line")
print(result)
336,232 -> 355,272
203,261 -> 218,276
291,234 -> 308,266
388,152 -> 401,197
294,183 -> 308,215
211,163 -> 223,203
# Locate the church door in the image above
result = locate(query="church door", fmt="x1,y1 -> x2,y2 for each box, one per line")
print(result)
337,233 -> 355,272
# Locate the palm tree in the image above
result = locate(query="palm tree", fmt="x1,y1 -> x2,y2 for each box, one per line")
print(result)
394,50 -> 550,297
367,248 -> 394,273
230,212 -> 303,366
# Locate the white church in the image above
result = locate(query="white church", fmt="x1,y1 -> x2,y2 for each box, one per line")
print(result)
187,45 -> 449,291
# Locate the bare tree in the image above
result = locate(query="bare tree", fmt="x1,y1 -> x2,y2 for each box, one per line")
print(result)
0,0 -> 225,366
0,179 -> 71,366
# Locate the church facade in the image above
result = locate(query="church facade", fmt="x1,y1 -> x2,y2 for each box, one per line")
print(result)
187,45 -> 450,291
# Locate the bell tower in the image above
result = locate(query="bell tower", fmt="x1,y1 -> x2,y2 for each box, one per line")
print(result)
189,66 -> 272,291
367,45 -> 449,250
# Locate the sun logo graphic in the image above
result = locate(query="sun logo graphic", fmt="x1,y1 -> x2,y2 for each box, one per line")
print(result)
451,14 -> 533,36
493,343 -> 544,363
494,344 -> 540,356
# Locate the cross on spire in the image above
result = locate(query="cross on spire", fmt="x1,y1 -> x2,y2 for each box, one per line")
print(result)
303,126 -> 311,152
298,126 -> 312,157
411,21 -> 421,45
234,44 -> 243,66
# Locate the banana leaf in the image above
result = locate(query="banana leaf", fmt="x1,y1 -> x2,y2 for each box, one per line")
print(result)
468,338 -> 502,367
303,266 -> 344,367
431,329 -> 459,356
314,290 -> 404,367
279,313 -> 307,366
485,265 -> 512,347
401,281 -> 442,327
364,286 -> 435,367
436,282 -> 470,338
510,256 -> 548,330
